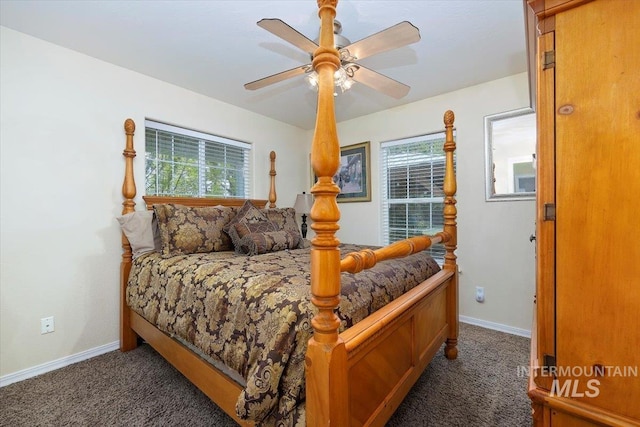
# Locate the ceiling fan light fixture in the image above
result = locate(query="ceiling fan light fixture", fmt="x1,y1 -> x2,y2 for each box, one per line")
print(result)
305,66 -> 355,95
334,66 -> 348,86
334,66 -> 354,94
306,71 -> 319,90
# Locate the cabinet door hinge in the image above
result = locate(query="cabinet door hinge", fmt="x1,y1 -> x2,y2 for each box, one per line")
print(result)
543,354 -> 557,372
543,203 -> 556,221
543,50 -> 555,69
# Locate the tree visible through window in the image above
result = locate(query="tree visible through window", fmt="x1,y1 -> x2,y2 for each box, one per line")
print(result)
145,120 -> 251,198
381,131 -> 455,264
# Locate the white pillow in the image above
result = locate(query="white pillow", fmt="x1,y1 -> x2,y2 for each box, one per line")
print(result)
117,210 -> 161,258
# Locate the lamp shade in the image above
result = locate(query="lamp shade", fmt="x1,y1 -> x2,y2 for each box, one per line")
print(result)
293,192 -> 314,214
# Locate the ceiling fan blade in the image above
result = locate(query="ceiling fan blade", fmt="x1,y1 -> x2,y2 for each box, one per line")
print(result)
244,65 -> 310,91
341,21 -> 420,61
257,18 -> 318,54
351,65 -> 410,99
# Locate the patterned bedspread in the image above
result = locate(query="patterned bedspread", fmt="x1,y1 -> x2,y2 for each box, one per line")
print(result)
127,244 -> 440,426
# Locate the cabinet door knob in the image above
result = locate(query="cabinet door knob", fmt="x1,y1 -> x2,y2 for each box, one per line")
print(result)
529,234 -> 536,242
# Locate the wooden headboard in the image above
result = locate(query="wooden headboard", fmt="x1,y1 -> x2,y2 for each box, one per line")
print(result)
142,196 -> 268,210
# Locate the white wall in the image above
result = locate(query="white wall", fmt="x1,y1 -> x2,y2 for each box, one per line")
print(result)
325,72 -> 535,332
0,27 -> 308,377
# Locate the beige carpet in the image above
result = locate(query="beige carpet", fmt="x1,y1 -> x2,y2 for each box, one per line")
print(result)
0,323 -> 532,426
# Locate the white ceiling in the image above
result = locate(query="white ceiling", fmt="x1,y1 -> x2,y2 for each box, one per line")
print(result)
0,0 -> 529,130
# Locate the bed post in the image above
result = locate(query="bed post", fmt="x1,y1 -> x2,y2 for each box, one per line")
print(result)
306,0 -> 349,426
269,151 -> 277,208
442,110 -> 459,359
120,118 -> 139,351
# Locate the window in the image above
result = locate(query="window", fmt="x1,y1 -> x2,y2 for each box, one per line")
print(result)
380,131 -> 455,264
484,108 -> 536,201
145,120 -> 251,197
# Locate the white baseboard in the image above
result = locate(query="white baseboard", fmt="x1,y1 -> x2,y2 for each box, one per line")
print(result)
460,315 -> 531,338
0,341 -> 120,387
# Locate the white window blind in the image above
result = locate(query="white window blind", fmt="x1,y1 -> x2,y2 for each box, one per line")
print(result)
144,120 -> 251,198
380,131 -> 455,264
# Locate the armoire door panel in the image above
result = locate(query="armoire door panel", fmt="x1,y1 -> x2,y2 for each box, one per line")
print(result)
555,0 -> 640,419
534,29 -> 557,392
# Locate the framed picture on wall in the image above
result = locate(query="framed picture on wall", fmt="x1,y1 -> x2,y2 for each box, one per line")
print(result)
311,141 -> 371,203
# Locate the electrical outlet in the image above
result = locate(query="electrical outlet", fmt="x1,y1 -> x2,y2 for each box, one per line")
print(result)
41,316 -> 54,334
475,287 -> 485,303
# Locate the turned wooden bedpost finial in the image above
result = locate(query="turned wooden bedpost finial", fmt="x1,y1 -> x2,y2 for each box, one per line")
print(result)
122,118 -> 137,216
121,118 -> 137,262
441,110 -> 457,273
269,151 -> 277,208
309,0 -> 341,345
442,110 -> 459,360
121,118 -> 138,351
306,1 -> 348,425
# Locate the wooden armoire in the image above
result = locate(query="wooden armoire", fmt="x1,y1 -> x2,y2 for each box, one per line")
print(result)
527,0 -> 640,426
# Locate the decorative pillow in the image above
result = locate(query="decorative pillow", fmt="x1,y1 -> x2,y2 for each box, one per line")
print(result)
224,200 -> 276,250
153,204 -> 236,257
262,207 -> 304,248
117,210 -> 161,259
237,230 -> 301,256
236,221 -> 275,239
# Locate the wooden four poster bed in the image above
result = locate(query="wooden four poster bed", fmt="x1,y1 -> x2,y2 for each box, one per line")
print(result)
119,1 -> 458,426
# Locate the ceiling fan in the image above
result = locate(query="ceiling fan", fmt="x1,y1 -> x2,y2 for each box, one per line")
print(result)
244,18 -> 420,99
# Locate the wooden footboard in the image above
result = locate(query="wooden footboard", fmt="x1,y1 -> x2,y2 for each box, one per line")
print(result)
341,271 -> 454,426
